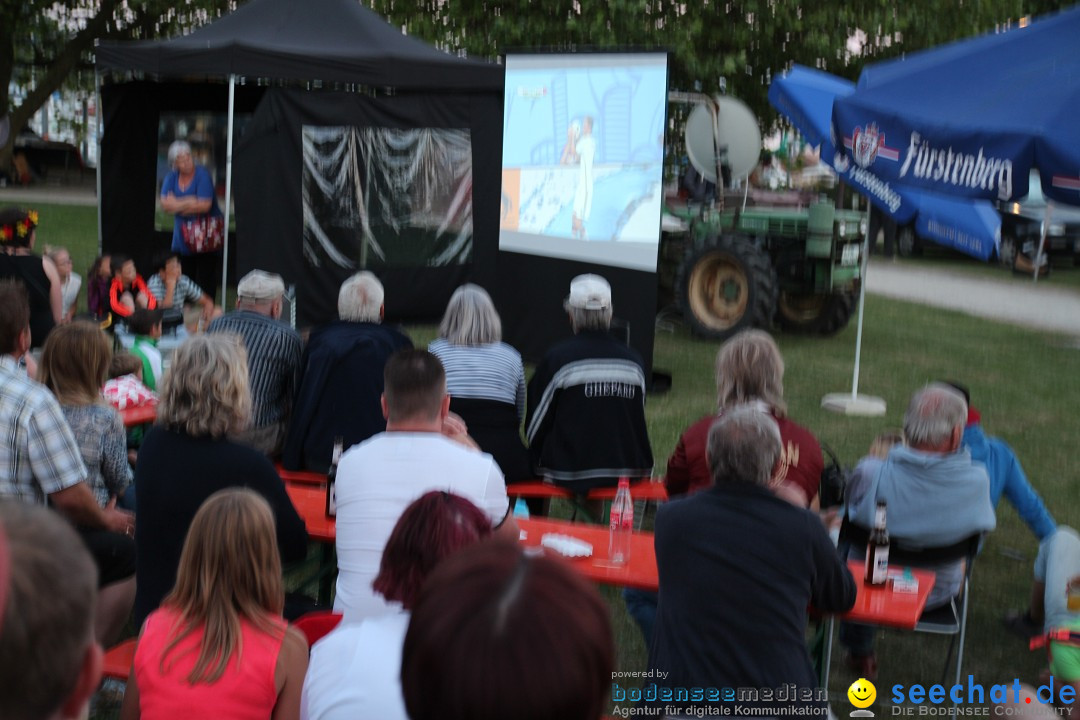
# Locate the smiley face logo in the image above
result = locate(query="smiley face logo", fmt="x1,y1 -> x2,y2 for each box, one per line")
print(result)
848,677 -> 876,709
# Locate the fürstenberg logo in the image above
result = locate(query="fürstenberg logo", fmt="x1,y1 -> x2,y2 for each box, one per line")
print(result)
898,131 -> 1014,200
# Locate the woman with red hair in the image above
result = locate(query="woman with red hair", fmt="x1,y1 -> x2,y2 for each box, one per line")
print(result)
301,491 -> 493,720
401,541 -> 615,720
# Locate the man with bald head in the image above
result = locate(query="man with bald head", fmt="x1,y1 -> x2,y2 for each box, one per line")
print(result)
841,382 -> 997,677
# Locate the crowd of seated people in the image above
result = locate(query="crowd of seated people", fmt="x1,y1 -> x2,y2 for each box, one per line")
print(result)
0,249 -> 1068,718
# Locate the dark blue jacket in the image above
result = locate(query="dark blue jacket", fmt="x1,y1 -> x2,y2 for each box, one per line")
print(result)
282,321 -> 412,472
649,483 -> 855,713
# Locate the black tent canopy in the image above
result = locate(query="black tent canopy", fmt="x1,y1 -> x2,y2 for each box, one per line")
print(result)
96,0 -> 503,325
96,0 -> 501,90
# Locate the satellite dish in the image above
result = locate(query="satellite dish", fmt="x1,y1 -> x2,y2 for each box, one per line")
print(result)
684,96 -> 761,185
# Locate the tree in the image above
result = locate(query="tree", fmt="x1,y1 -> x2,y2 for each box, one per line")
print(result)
3,0 -> 1073,179
366,0 -> 1074,129
0,0 -> 234,177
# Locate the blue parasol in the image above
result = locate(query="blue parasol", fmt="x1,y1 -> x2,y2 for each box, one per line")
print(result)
770,64 -> 1001,261
834,5 -> 1080,208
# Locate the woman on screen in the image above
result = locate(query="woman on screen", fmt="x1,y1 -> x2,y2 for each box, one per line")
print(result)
572,116 -> 595,239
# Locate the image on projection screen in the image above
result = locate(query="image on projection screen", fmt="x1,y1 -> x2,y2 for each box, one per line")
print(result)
499,52 -> 668,272
302,126 -> 473,270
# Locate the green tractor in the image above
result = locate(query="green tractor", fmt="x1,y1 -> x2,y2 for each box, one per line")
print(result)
660,92 -> 866,340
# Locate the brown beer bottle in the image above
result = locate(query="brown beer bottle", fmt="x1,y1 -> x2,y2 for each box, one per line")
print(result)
864,501 -> 889,585
325,436 -> 344,518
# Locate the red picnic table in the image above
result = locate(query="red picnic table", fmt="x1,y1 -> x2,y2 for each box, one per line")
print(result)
505,478 -> 668,502
285,482 -> 335,542
283,479 -> 932,683
119,403 -> 157,427
817,560 -> 936,687
518,516 -> 658,591
282,483 -> 659,591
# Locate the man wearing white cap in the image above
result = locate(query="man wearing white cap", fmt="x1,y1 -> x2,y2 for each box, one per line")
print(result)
207,269 -> 302,457
525,274 -> 653,492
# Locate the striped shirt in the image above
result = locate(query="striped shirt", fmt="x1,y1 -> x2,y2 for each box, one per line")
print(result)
0,355 -> 87,504
147,273 -> 204,306
429,338 -> 526,419
208,311 -> 302,428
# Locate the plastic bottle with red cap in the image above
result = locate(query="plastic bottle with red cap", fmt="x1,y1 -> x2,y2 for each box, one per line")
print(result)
609,477 -> 633,565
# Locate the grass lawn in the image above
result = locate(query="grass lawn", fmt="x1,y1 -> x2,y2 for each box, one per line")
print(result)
33,202 -> 101,307
46,201 -> 1078,715
642,296 -> 1080,707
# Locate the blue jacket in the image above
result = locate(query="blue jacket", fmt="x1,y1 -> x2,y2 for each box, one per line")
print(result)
282,321 -> 412,473
963,423 -> 1055,541
847,445 -> 996,549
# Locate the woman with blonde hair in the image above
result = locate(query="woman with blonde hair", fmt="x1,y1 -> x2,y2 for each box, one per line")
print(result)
122,488 -> 309,720
428,283 -> 529,482
666,329 -> 824,507
624,330 -> 826,645
133,333 -> 308,625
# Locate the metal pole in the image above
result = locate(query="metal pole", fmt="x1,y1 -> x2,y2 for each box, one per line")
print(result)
1033,202 -> 1051,283
851,203 -> 872,398
711,98 -> 724,213
221,75 -> 236,306
95,70 -> 103,255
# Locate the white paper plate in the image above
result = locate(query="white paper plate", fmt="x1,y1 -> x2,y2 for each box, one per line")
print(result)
541,533 -> 593,558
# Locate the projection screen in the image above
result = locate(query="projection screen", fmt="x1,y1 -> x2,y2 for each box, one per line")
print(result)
499,52 -> 669,272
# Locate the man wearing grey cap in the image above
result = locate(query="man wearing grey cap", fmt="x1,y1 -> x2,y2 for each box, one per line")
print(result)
525,274 -> 653,492
206,269 -> 301,457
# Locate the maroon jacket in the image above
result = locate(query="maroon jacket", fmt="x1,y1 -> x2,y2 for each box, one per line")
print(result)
665,411 -> 824,503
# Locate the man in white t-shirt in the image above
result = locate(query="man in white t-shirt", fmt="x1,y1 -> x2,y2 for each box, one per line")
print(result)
333,348 -> 517,621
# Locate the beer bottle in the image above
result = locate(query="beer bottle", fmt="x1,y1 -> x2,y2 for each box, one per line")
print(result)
864,501 -> 889,585
325,436 -> 344,518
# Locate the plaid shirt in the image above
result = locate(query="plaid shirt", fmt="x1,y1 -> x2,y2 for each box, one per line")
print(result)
0,355 -> 87,504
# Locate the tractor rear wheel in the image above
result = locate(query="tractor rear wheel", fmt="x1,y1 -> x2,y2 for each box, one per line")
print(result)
776,290 -> 856,336
675,235 -> 777,340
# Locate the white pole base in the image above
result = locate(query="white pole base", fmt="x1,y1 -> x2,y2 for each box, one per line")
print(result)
821,393 -> 887,416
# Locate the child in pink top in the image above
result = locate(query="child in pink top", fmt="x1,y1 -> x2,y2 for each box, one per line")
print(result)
120,489 -> 308,720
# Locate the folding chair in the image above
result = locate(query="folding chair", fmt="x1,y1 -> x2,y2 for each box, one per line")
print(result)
293,610 -> 344,646
102,638 -> 138,680
839,520 -> 982,686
